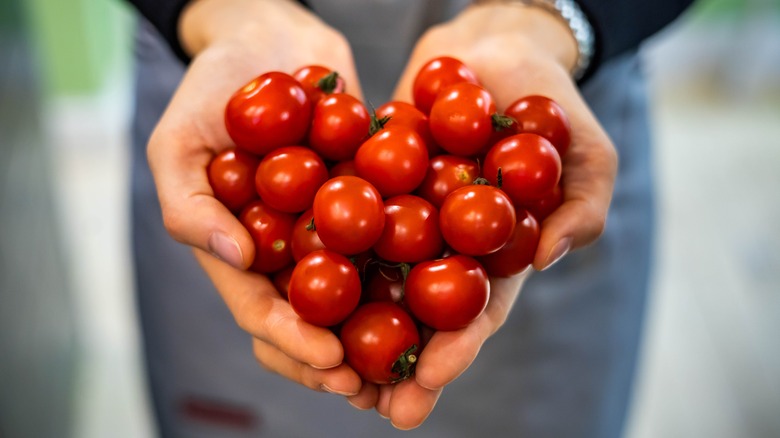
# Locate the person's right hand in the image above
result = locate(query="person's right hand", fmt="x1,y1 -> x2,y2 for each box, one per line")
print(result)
147,0 -> 364,396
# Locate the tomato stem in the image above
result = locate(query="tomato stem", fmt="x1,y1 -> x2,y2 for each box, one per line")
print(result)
496,167 -> 503,189
305,217 -> 316,231
390,344 -> 419,383
491,113 -> 516,131
316,71 -> 340,94
368,113 -> 391,136
472,177 -> 491,186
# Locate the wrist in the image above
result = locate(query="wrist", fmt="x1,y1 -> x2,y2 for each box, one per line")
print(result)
466,1 -> 580,77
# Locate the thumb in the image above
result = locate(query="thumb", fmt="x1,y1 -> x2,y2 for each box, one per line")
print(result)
147,129 -> 255,270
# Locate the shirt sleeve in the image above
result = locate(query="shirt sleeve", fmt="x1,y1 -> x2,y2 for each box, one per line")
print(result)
124,0 -> 193,62
577,0 -> 695,75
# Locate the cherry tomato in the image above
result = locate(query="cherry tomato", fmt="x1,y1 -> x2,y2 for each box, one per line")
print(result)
405,255 -> 489,331
375,101 -> 440,157
484,133 -> 562,204
312,176 -> 385,255
255,146 -> 328,213
292,65 -> 345,103
225,72 -> 311,156
329,160 -> 357,178
340,302 -> 420,384
308,93 -> 370,162
416,155 -> 480,208
520,184 -> 563,223
478,209 -> 540,277
505,95 -> 571,157
373,195 -> 443,263
354,125 -> 428,197
429,82 -> 497,156
207,148 -> 259,213
272,265 -> 294,300
239,200 -> 296,273
291,209 -> 326,262
439,184 -> 516,256
289,250 -> 361,327
412,56 -> 479,115
362,266 -> 405,306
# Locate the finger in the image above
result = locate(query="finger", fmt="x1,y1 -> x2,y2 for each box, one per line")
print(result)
346,382 -> 379,410
533,119 -> 618,271
375,385 -> 393,419
388,379 -> 443,430
252,338 -> 360,396
195,249 -> 344,368
414,275 -> 526,390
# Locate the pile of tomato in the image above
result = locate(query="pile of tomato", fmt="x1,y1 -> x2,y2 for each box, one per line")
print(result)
208,57 -> 570,385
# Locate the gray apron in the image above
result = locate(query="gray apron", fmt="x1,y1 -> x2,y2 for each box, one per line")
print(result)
131,2 -> 654,436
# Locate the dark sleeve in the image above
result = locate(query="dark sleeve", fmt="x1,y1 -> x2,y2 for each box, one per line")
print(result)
123,0 -> 192,62
577,0 -> 695,75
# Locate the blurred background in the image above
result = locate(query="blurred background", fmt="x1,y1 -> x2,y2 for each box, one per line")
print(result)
1,0 -> 778,436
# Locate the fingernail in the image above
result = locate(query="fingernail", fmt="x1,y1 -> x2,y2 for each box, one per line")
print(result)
320,384 -> 357,397
542,237 -> 572,271
208,232 -> 244,269
347,398 -> 371,411
310,361 -> 341,370
377,412 -> 390,420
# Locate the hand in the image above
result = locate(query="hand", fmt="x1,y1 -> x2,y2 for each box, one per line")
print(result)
147,0 -> 363,396
393,2 -> 618,271
370,2 -> 618,428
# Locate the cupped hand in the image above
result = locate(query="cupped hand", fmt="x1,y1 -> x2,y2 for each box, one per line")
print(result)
147,0 -> 363,396
364,2 -> 618,429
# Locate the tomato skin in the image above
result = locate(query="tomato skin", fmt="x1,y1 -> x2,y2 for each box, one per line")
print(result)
429,82 -> 497,157
239,200 -> 296,274
207,148 -> 260,213
439,184 -> 516,256
520,184 -> 563,223
255,146 -> 328,213
362,266 -> 405,306
484,133 -> 562,204
289,250 -> 361,327
412,56 -> 479,115
505,95 -> 571,157
328,160 -> 357,178
375,101 -> 440,157
405,255 -> 490,331
340,302 -> 420,384
308,93 -> 370,162
312,176 -> 386,255
373,195 -> 443,263
416,155 -> 480,208
225,72 -> 311,156
478,209 -> 540,277
292,65 -> 345,103
291,208 -> 326,262
354,125 -> 429,198
272,265 -> 294,300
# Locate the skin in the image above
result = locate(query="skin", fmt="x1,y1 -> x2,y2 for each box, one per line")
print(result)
145,0 -> 618,431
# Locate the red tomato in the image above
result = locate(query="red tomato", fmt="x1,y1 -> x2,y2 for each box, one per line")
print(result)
373,195 -> 443,263
483,133 -> 562,204
255,146 -> 328,213
404,255 -> 489,331
478,209 -> 540,277
340,302 -> 420,384
308,93 -> 370,161
239,200 -> 296,273
412,56 -> 479,115
416,155 -> 480,208
354,125 -> 429,197
272,265 -> 294,300
292,65 -> 345,103
289,250 -> 361,327
375,101 -> 440,157
291,209 -> 326,262
520,184 -> 563,223
207,148 -> 259,213
429,82 -> 497,156
225,72 -> 311,156
328,160 -> 357,178
312,176 -> 385,255
362,266 -> 405,306
505,95 -> 571,157
439,184 -> 516,256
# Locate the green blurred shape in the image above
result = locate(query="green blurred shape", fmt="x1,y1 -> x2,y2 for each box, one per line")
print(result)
22,0 -> 133,96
